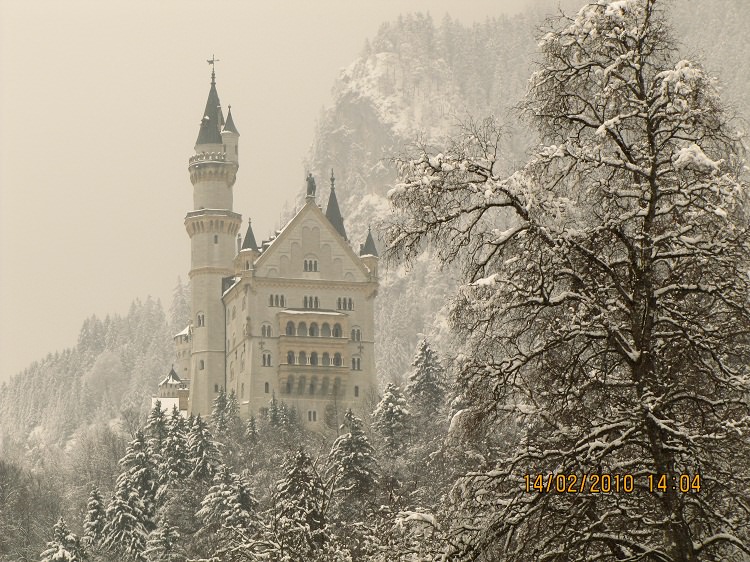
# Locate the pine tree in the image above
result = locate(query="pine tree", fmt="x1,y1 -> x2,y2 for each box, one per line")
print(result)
196,465 -> 259,534
100,474 -> 148,560
273,449 -> 327,557
187,414 -> 221,481
120,430 -> 158,521
405,338 -> 446,420
40,517 -> 86,562
372,383 -> 411,457
245,415 -> 259,446
143,520 -> 185,562
327,409 -> 378,507
210,388 -> 228,436
82,487 -> 106,547
160,407 -> 190,484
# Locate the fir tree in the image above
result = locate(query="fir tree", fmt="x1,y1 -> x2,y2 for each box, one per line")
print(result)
187,414 -> 221,481
82,487 -> 106,547
145,402 -> 169,461
100,475 -> 148,560
210,388 -> 228,436
143,519 -> 185,562
327,409 -> 378,506
372,383 -> 411,457
40,517 -> 86,562
196,465 -> 259,534
273,449 -> 327,557
405,338 -> 446,420
120,429 -> 158,521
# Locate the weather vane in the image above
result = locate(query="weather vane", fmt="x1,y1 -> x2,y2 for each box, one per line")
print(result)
207,54 -> 220,83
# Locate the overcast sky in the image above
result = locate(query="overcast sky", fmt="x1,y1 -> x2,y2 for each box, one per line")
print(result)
0,0 -> 552,383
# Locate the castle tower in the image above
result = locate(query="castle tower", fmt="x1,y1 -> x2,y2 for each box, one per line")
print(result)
185,66 -> 243,415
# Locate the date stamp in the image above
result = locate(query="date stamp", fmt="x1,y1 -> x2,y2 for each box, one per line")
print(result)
523,473 -> 701,494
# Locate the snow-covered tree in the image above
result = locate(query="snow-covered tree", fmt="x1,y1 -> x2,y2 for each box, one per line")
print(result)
273,449 -> 327,557
405,338 -> 446,420
196,465 -> 259,534
327,409 -> 378,507
40,517 -> 85,562
372,383 -> 411,456
187,415 -> 221,482
82,487 -> 106,547
386,0 -> 750,559
143,520 -> 185,562
100,475 -> 148,560
210,388 -> 228,436
158,407 -> 191,489
119,430 -> 158,521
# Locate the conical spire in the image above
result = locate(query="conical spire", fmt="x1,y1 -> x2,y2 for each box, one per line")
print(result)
241,219 -> 258,251
223,105 -> 239,135
361,226 -> 379,257
195,70 -> 225,146
325,169 -> 347,241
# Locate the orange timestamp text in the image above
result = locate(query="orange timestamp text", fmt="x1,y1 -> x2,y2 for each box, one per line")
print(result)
523,473 -> 701,494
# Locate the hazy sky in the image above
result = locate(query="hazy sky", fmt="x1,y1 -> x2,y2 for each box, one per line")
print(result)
0,0 -> 546,382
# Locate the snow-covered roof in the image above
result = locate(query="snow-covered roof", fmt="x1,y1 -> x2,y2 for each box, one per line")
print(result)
280,309 -> 347,316
159,367 -> 182,386
174,324 -> 191,338
150,397 -> 187,417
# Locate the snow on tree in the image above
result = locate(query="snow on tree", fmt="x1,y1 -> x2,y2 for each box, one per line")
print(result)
196,464 -> 259,534
119,429 -> 158,521
187,414 -> 222,482
385,0 -> 750,559
372,383 -> 411,457
82,487 -> 106,547
143,519 -> 185,562
273,449 -> 328,557
405,338 -> 446,420
156,407 -> 191,504
145,402 -> 169,471
327,409 -> 378,505
210,388 -> 228,436
39,517 -> 85,562
100,474 -> 148,560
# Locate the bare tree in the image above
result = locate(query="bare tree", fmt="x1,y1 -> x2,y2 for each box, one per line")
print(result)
385,1 -> 750,560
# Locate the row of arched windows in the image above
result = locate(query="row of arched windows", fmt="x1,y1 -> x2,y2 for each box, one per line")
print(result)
283,374 -> 342,397
286,351 -> 345,367
269,294 -> 286,307
285,321 -> 343,338
303,296 -> 320,309
337,297 -> 353,310
304,259 -> 318,272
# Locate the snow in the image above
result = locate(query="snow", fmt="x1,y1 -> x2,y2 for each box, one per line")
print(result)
472,274 -> 498,287
673,143 -> 720,172
280,309 -> 346,316
174,324 -> 191,337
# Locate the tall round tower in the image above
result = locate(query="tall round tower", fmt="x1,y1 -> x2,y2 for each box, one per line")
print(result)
185,67 -> 242,416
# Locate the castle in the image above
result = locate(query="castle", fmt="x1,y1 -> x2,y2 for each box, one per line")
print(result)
157,67 -> 379,427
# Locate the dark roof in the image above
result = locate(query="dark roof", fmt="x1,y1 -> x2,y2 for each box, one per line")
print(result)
325,187 -> 347,241
195,78 -> 224,145
223,106 -> 239,135
361,227 -> 379,257
160,366 -> 181,386
241,219 -> 258,250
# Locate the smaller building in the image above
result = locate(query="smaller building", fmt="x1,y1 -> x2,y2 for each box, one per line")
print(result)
151,366 -> 190,416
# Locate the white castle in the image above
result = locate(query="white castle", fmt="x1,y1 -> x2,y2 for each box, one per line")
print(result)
157,68 -> 379,427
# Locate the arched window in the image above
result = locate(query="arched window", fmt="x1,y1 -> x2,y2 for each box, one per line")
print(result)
269,295 -> 274,306
263,352 -> 272,367
280,295 -> 285,307
298,322 -> 307,337
337,297 -> 342,310
286,321 -> 295,336
322,352 -> 330,366
309,378 -> 316,394
214,234 -> 218,244
333,353 -> 342,367
322,323 -> 331,337
348,298 -> 353,310
197,312 -> 205,327
314,297 -> 319,309
303,296 -> 308,308
351,328 -> 361,341
199,359 -> 205,370
309,323 -> 319,337
287,351 -> 295,365
264,381 -> 270,394
351,358 -> 356,370
299,351 -> 307,365
304,260 -> 309,272
333,323 -> 342,338
274,295 -> 280,307
286,375 -> 294,394
310,352 -> 318,366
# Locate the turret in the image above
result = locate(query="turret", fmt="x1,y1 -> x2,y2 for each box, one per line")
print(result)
235,218 -> 260,273
359,226 -> 379,279
325,169 -> 347,241
222,105 -> 239,164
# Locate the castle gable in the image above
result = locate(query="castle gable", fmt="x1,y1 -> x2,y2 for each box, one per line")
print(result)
254,202 -> 370,282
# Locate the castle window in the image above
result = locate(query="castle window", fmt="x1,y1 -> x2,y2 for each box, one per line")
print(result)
309,323 -> 319,337
299,351 -> 307,365
214,235 -> 219,244
354,385 -> 359,398
281,295 -> 285,307
322,323 -> 331,337
348,298 -> 353,310
310,379 -> 316,394
351,328 -> 361,341
246,261 -> 250,270
286,321 -> 295,336
269,295 -> 274,306
274,295 -> 280,307
303,296 -> 308,308
337,297 -> 342,310
214,384 -> 219,392
262,352 -> 272,367
298,322 -> 307,337
333,323 -> 342,338
310,352 -> 318,366
333,353 -> 342,367
264,382 -> 270,394
314,297 -> 319,308
308,410 -> 317,422
287,351 -> 295,365
199,360 -> 205,370
197,312 -> 205,327
322,352 -> 330,366
352,357 -> 361,370
262,324 -> 272,338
